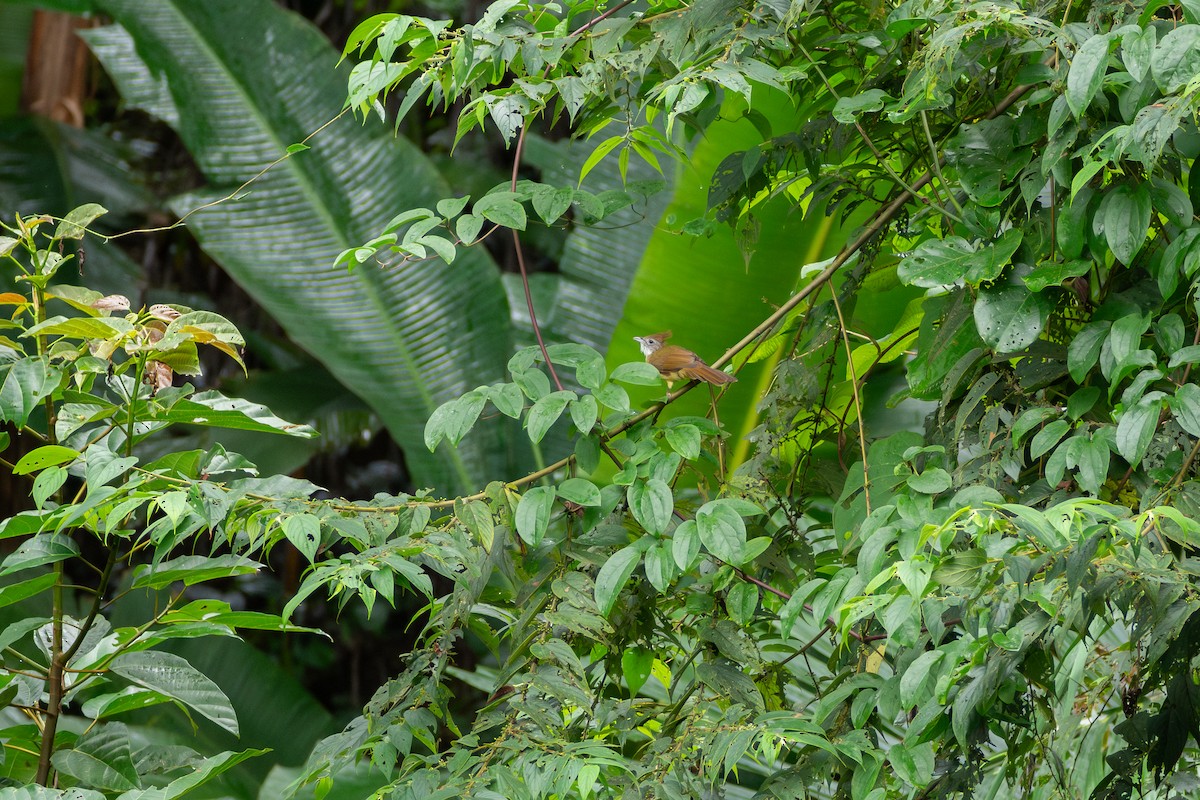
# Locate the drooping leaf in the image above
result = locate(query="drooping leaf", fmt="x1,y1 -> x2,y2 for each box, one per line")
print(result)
51,723 -> 140,792
1066,33 -> 1112,116
594,544 -> 641,616
110,650 -> 240,735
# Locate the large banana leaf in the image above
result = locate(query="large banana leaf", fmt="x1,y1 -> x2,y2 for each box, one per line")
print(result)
83,0 -> 516,494
609,91 -> 846,473
523,135 -> 673,352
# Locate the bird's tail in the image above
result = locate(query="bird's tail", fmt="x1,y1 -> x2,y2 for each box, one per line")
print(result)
682,364 -> 736,385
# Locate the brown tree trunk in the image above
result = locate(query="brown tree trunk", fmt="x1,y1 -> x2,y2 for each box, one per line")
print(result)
21,10 -> 95,127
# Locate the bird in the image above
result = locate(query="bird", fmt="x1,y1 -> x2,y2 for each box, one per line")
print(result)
633,331 -> 736,389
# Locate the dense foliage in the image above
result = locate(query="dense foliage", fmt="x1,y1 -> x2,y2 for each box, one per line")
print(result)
7,0 -> 1200,798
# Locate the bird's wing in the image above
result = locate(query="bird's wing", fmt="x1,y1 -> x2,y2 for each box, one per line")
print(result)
653,346 -> 704,372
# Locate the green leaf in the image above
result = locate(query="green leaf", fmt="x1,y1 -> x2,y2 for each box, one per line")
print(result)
160,600 -> 326,639
621,647 -> 654,695
0,357 -> 62,428
81,687 -> 175,721
696,660 -> 764,712
513,367 -> 552,401
644,543 -> 677,593
672,519 -> 700,570
973,284 -> 1051,352
579,135 -> 624,185
664,423 -> 701,460
455,213 -> 484,244
0,573 -> 57,610
1116,398 -> 1161,466
436,195 -> 470,218
609,361 -> 661,385
455,499 -> 494,551
726,582 -> 758,624
544,342 -> 605,367
150,392 -> 317,438
526,390 -> 575,444
1067,320 -> 1111,383
1103,182 -> 1152,264
473,191 -> 527,230
424,391 -> 487,450
906,467 -> 950,495
832,89 -> 890,123
24,314 -> 133,340
1030,419 -> 1072,459
1123,26 -> 1157,81
83,447 -> 138,489
530,184 -> 575,224
1012,407 -> 1060,446
1057,186 -> 1093,258
110,650 -> 239,735
932,549 -> 987,586
569,394 -> 599,433
115,748 -> 266,800
889,740 -> 935,787
1066,33 -> 1112,116
0,534 -> 80,575
31,466 -> 67,510
516,486 -> 555,546
51,723 -> 140,791
907,231 -> 1023,289
282,513 -> 322,562
55,202 -> 108,240
896,560 -> 931,597
1021,259 -> 1091,292
1171,384 -> 1200,437
557,477 -> 601,507
488,382 -> 525,418
900,651 -> 943,710
696,500 -> 747,564
1151,24 -> 1200,93
594,544 -> 641,617
627,479 -> 673,535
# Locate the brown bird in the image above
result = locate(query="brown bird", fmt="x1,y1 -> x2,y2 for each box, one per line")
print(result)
633,331 -> 736,389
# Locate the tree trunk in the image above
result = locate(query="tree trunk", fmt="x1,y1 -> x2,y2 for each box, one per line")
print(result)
21,10 -> 95,127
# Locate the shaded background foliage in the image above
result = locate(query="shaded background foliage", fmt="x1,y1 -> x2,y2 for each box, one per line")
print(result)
11,0 -> 1200,798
